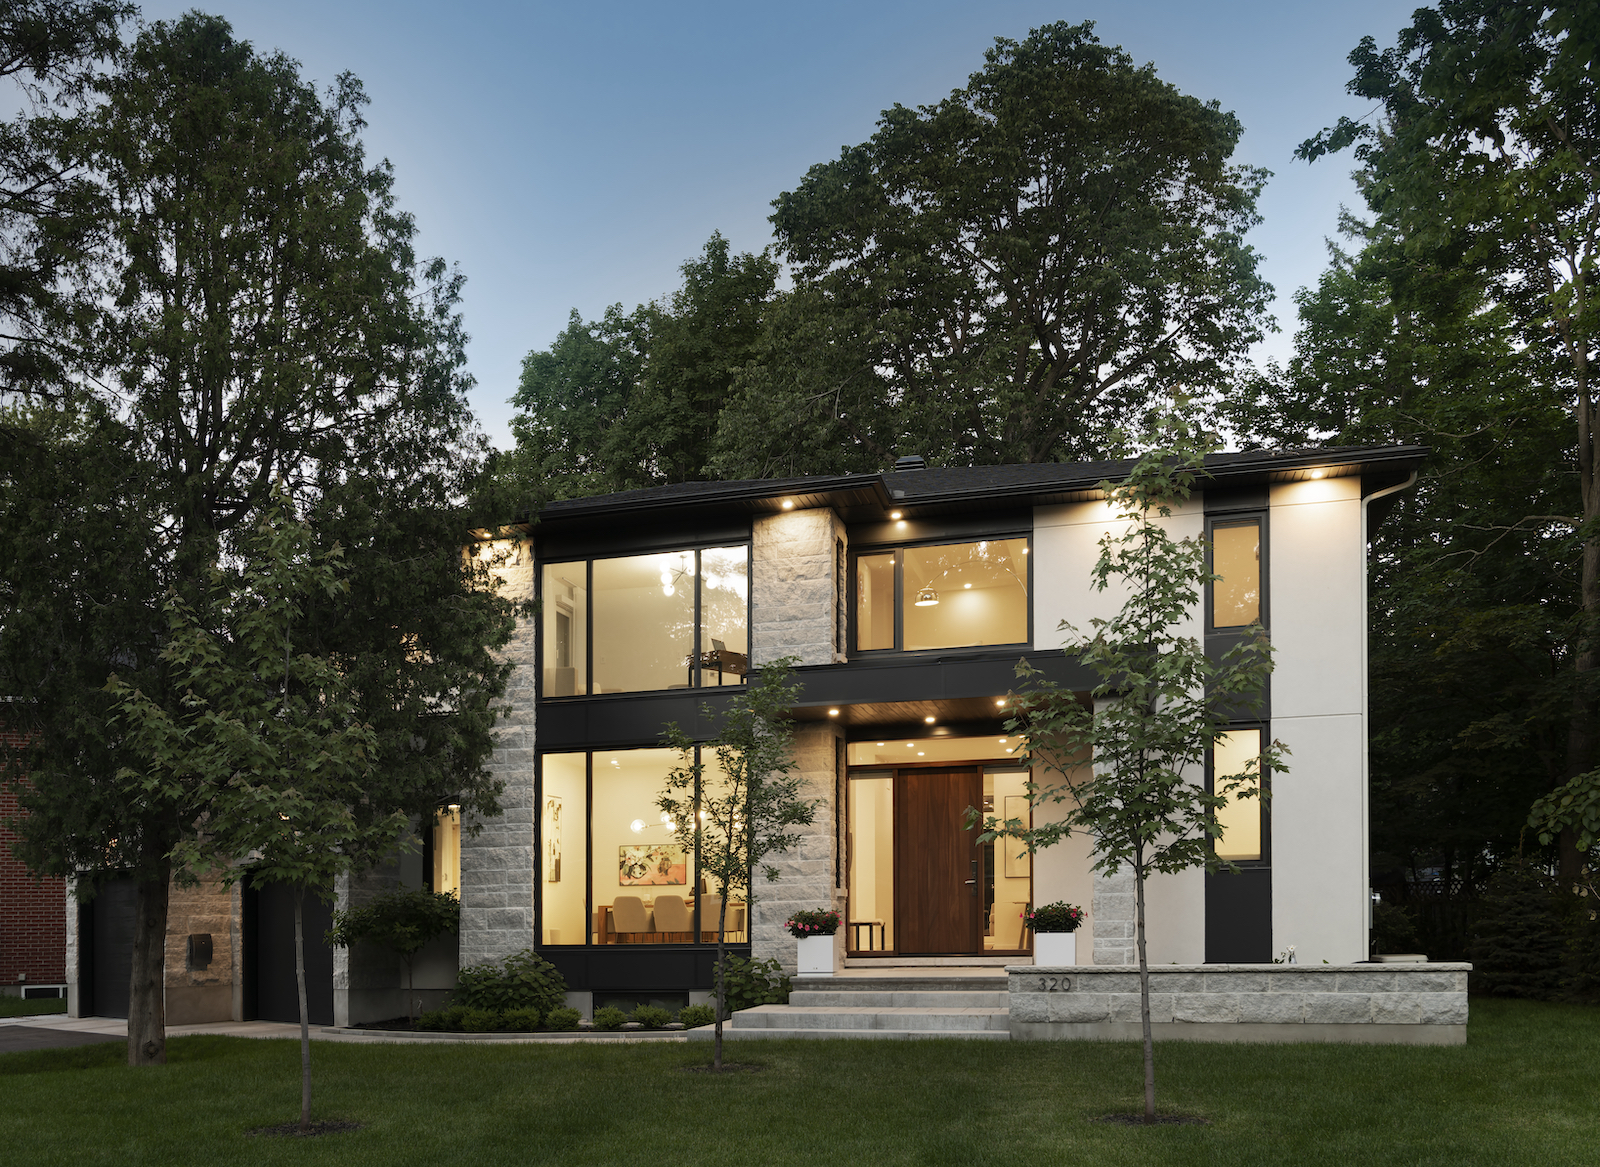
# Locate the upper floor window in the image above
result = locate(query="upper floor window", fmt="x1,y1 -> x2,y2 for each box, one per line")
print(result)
1209,518 -> 1262,628
1211,727 -> 1266,863
541,546 -> 748,696
854,538 -> 1029,653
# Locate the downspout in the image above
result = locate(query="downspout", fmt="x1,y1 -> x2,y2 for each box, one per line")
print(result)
1359,471 -> 1419,959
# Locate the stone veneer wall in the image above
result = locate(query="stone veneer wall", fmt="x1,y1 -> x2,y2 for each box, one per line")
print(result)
1009,964 -> 1469,1044
459,536 -> 537,967
750,722 -> 843,972
163,873 -> 238,1024
751,509 -> 848,668
748,508 -> 847,972
1091,870 -> 1135,965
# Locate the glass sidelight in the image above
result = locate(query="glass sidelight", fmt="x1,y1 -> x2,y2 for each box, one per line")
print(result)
846,772 -> 895,952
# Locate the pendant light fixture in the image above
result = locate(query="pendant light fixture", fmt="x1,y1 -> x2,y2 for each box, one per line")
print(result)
914,584 -> 940,606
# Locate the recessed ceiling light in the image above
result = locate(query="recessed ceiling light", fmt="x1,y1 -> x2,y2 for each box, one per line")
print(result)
924,715 -> 936,724
781,499 -> 795,509
964,582 -> 972,589
889,510 -> 902,520
996,698 -> 1006,707
917,751 -> 925,757
906,743 -> 914,748
1309,469 -> 1326,480
876,741 -> 884,747
828,708 -> 840,716
998,738 -> 1007,744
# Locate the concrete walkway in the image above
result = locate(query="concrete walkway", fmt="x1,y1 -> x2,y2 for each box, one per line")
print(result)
0,1014 -> 687,1047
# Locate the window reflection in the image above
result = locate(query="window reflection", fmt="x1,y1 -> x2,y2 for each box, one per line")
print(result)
698,546 -> 749,689
541,562 -> 587,696
592,553 -> 696,693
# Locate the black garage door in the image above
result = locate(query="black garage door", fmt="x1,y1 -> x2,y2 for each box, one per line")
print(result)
243,877 -> 334,1025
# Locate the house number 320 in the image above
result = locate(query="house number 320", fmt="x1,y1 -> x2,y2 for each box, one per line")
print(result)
1036,976 -> 1072,992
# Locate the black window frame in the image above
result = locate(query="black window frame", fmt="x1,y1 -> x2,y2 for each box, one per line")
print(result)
537,540 -> 753,700
1205,511 -> 1268,633
847,533 -> 1033,657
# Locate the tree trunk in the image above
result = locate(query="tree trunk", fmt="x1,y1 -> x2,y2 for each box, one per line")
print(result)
128,862 -> 171,1066
294,887 -> 311,1133
1135,862 -> 1154,1124
1566,383 -> 1599,880
712,897 -> 729,1071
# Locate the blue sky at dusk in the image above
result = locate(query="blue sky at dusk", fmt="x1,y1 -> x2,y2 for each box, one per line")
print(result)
135,1 -> 1421,450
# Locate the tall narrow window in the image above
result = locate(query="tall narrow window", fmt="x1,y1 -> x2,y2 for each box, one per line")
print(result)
1213,728 -> 1264,862
1212,520 -> 1261,627
856,552 -> 895,650
541,753 -> 588,944
432,807 -> 461,896
541,561 -> 587,696
698,546 -> 749,688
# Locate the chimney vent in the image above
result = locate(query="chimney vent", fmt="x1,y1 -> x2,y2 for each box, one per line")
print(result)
893,455 -> 926,471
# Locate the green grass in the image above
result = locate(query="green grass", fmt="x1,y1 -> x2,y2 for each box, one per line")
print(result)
1,999 -> 1596,1166
0,997 -> 66,1018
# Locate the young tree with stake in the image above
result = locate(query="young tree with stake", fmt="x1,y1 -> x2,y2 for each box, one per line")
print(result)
977,426 -> 1285,1123
659,659 -> 817,1070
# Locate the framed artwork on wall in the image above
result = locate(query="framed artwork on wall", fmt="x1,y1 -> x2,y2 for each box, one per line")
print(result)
618,843 -> 687,886
544,796 -> 562,883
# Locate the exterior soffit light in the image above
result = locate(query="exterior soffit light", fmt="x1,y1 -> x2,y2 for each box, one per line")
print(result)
781,498 -> 795,509
924,716 -> 936,724
828,708 -> 840,716
889,510 -> 902,520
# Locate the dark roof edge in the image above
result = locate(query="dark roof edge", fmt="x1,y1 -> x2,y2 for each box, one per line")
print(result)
534,445 -> 1430,522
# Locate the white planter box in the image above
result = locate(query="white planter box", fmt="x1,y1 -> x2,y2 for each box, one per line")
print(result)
1033,931 -> 1077,966
796,934 -> 835,976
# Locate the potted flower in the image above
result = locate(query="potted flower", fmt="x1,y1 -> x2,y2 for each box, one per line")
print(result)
1027,901 -> 1085,966
786,909 -> 841,976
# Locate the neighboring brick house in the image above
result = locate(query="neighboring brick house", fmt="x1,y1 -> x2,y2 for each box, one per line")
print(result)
1,727 -> 67,998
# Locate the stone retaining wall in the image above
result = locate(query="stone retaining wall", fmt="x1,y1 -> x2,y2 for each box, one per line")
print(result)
1009,964 -> 1469,1045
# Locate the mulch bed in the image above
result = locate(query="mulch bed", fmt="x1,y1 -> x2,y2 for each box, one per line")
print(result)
248,1119 -> 364,1138
1093,1113 -> 1210,1126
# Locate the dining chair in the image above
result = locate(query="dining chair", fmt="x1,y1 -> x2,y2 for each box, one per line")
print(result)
698,894 -> 723,942
611,895 -> 651,943
652,894 -> 692,942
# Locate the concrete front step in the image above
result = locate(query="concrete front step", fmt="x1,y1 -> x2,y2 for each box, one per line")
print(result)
690,1026 -> 1011,1041
788,990 -> 1009,1009
792,975 -> 1009,993
731,1005 -> 1009,1032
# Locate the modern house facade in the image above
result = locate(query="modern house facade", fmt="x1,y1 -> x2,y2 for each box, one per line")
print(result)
456,446 -> 1425,1014
55,445 -> 1426,1024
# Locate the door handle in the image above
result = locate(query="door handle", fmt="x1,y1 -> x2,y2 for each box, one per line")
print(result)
968,859 -> 979,896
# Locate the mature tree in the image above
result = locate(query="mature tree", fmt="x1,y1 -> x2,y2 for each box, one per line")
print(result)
504,232 -> 776,501
111,499 -> 403,1126
716,21 -> 1271,473
1226,235 -> 1575,909
0,0 -> 131,396
984,430 -> 1283,1122
659,659 -> 817,1071
1299,0 -> 1600,878
0,13 -> 517,1066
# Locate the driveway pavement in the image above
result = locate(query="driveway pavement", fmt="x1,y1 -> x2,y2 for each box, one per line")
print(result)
0,1014 -> 685,1048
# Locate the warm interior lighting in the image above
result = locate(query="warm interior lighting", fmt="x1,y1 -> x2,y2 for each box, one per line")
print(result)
1309,469 -> 1326,480
629,819 -> 645,833
917,751 -> 925,757
828,708 -> 840,716
781,499 -> 795,509
1021,547 -> 1028,554
924,715 -> 936,724
996,698 -> 1006,707
914,585 -> 940,606
964,582 -> 972,589
889,510 -> 902,520
876,741 -> 885,746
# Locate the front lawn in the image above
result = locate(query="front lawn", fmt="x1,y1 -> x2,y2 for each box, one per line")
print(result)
0,996 -> 66,1018
1,999 -> 1593,1166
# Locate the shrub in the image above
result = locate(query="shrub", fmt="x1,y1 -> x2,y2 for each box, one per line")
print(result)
1469,863 -> 1566,999
1372,900 -> 1421,954
677,1003 -> 716,1029
459,1008 -> 499,1032
499,1007 -> 542,1032
631,1005 -> 671,1029
414,1005 -> 468,1032
544,1006 -> 581,1031
591,1005 -> 627,1031
717,954 -> 791,1012
454,948 -> 568,1015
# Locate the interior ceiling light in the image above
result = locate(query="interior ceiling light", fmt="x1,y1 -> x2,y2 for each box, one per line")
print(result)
876,741 -> 885,746
914,585 -> 940,607
917,751 -> 925,757
964,582 -> 972,589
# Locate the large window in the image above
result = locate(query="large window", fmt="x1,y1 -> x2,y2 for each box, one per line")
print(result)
540,545 -> 749,696
538,746 -> 749,947
854,538 -> 1029,653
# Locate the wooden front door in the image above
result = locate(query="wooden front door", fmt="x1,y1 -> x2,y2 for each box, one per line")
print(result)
895,767 -> 984,954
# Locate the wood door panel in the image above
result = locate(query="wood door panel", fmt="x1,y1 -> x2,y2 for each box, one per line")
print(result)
896,767 -> 982,953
